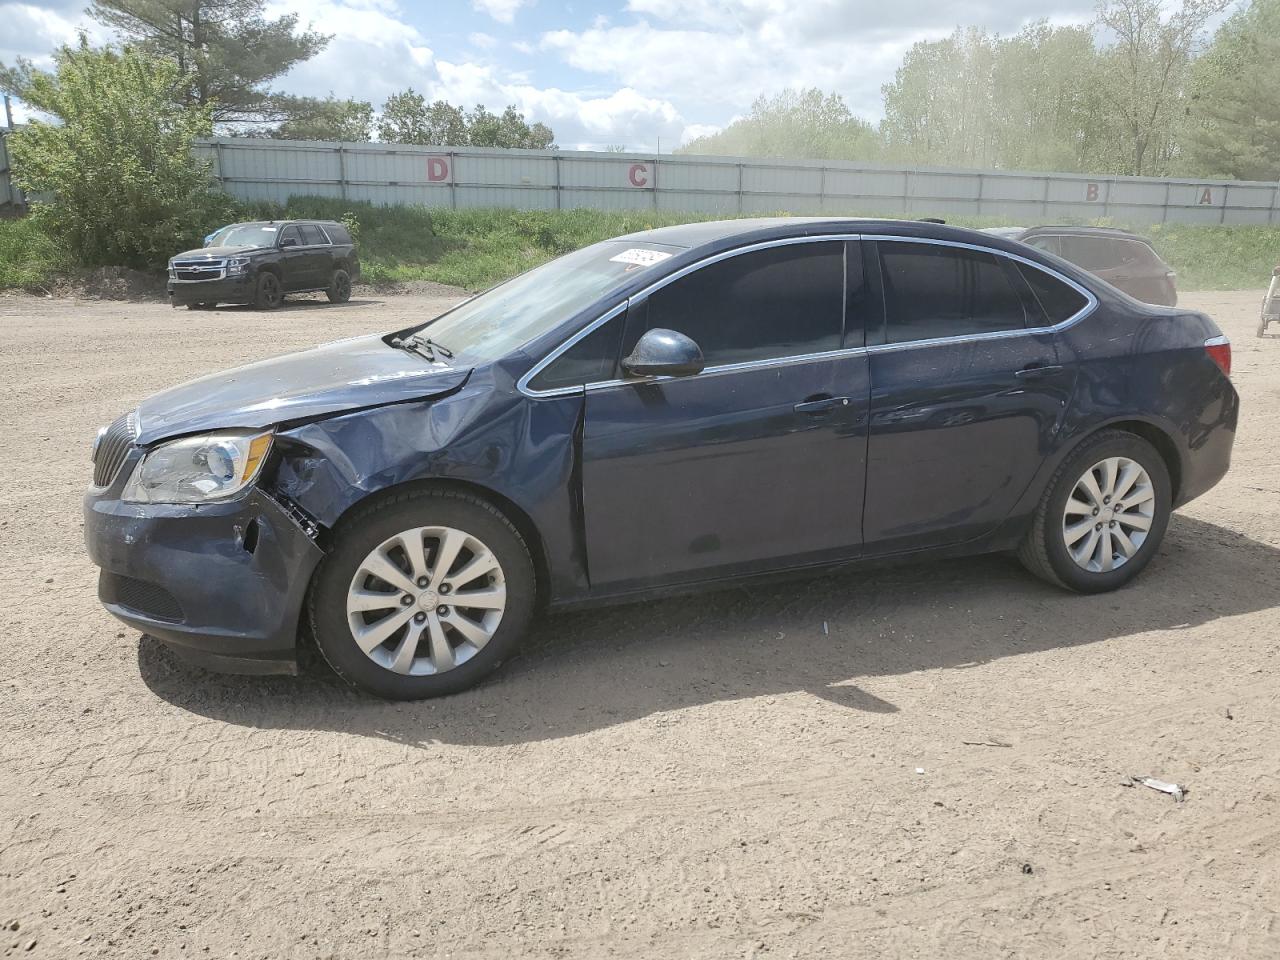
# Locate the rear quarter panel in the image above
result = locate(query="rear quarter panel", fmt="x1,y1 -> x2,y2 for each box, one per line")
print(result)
1013,290 -> 1238,515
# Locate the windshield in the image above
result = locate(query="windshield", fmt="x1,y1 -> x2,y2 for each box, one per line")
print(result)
207,224 -> 281,249
412,241 -> 678,364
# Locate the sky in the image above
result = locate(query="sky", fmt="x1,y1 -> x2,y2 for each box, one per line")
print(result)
2,0 -> 1103,150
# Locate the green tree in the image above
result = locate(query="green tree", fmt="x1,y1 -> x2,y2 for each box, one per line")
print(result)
1185,0 -> 1280,180
85,0 -> 329,124
7,42 -> 236,269
679,88 -> 879,161
266,95 -> 374,141
1093,0 -> 1231,176
376,90 -> 467,144
376,92 -> 555,148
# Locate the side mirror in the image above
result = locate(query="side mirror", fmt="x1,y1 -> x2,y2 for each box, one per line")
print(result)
280,237 -> 299,248
622,328 -> 705,379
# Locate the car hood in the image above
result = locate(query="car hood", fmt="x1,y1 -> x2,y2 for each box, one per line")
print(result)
134,334 -> 470,445
172,245 -> 271,260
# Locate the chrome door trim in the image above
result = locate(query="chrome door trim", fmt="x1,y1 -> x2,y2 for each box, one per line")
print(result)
516,232 -> 1098,399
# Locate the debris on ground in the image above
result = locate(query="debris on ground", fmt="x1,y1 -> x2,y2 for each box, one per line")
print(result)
962,738 -> 1013,748
1124,776 -> 1188,802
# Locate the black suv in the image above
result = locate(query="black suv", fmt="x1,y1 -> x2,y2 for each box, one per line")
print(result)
167,220 -> 361,310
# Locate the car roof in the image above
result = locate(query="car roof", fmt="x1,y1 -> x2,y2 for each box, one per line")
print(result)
224,219 -> 343,228
613,216 -> 1032,253
1018,225 -> 1149,241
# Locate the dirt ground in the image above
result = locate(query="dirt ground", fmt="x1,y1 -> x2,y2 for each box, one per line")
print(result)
0,288 -> 1277,960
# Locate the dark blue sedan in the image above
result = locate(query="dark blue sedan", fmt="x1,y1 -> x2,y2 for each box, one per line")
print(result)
85,218 -> 1239,699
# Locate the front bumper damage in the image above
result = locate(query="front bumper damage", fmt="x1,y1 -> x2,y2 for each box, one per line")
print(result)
84,449 -> 324,674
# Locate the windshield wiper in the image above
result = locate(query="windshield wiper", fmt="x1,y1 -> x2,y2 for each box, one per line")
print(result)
390,334 -> 454,362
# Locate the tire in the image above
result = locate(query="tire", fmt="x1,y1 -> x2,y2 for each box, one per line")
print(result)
254,271 -> 283,310
309,489 -> 537,699
1261,314 -> 1270,338
326,268 -> 352,304
185,302 -> 215,310
1017,430 -> 1172,593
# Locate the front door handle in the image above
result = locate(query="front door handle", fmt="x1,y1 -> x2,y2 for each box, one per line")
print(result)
794,395 -> 852,415
1015,363 -> 1064,380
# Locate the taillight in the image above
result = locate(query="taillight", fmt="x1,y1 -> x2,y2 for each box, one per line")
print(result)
1204,335 -> 1231,377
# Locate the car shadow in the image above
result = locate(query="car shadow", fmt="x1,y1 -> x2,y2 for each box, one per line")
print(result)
137,515 -> 1280,746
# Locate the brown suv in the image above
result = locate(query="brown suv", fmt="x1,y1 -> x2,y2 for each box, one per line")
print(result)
994,226 -> 1177,307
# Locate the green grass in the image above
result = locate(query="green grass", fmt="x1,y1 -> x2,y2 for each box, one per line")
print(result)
0,216 -> 64,289
2,196 -> 1278,293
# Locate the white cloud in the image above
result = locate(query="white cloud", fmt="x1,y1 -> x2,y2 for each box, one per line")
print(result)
468,32 -> 498,49
544,0 -> 1097,121
471,0 -> 529,25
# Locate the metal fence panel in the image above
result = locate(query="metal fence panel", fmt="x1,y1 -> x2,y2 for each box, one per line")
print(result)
193,138 -> 1280,227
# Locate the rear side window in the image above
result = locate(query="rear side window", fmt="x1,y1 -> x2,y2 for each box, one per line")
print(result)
1024,235 -> 1062,256
879,242 -> 1027,343
324,223 -> 352,245
1058,235 -> 1115,271
632,243 -> 844,367
299,224 -> 328,245
528,315 -> 623,391
1018,265 -> 1089,325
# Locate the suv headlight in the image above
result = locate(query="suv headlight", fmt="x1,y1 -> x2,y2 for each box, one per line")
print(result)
227,256 -> 251,276
122,430 -> 273,504
167,260 -> 176,279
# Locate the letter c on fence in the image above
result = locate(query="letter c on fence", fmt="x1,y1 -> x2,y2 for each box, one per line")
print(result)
628,163 -> 649,188
427,156 -> 450,182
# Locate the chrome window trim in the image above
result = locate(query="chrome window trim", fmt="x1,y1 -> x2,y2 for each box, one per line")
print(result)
516,232 -> 1097,399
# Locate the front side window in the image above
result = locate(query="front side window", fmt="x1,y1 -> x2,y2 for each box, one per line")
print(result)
879,242 -> 1028,344
527,315 -> 624,392
278,225 -> 303,247
627,242 -> 845,368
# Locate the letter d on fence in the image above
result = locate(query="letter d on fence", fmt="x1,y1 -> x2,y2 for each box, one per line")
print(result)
427,156 -> 451,182
628,163 -> 649,188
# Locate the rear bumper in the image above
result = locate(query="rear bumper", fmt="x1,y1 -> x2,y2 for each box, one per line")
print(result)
167,275 -> 254,306
1176,377 -> 1240,507
85,466 -> 324,674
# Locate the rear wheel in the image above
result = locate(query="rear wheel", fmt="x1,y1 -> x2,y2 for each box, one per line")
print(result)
309,489 -> 536,699
1018,430 -> 1171,593
326,268 -> 352,304
254,271 -> 283,310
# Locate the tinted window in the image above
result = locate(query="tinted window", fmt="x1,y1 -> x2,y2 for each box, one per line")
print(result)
879,243 -> 1028,343
1057,235 -> 1116,271
634,243 -> 844,367
278,225 -> 302,247
528,315 -> 623,391
299,224 -> 327,245
1018,264 -> 1089,325
1024,235 -> 1061,256
325,223 -> 352,245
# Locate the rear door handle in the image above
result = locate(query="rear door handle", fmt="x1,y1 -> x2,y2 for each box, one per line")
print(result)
1015,364 -> 1064,380
794,396 -> 852,415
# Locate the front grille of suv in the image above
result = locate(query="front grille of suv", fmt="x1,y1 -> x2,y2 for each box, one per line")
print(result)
93,412 -> 138,487
171,259 -> 226,282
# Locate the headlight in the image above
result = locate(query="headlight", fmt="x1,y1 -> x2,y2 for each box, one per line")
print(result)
122,430 -> 273,504
227,256 -> 251,276
167,260 -> 176,279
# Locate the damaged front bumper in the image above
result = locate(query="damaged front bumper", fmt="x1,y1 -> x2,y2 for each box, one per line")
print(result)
84,452 -> 325,674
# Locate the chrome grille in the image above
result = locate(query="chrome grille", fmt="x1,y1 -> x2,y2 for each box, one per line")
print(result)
92,412 -> 137,487
171,258 -> 226,282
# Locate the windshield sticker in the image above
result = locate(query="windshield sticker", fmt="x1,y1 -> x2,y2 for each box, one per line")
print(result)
610,248 -> 672,267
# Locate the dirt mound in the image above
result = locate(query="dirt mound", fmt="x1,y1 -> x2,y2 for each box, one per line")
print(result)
45,265 -> 169,301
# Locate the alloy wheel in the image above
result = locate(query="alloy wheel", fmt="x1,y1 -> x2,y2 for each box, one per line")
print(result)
345,526 -> 507,675
1061,456 -> 1156,573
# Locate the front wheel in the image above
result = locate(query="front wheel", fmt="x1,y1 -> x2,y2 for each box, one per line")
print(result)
327,268 -> 352,304
254,271 -> 283,310
1018,430 -> 1172,593
309,489 -> 536,699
